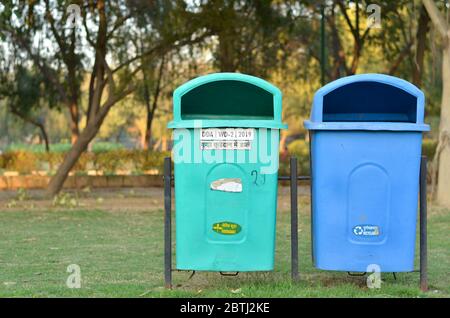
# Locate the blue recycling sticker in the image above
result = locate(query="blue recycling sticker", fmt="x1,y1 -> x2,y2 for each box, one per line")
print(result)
353,225 -> 380,236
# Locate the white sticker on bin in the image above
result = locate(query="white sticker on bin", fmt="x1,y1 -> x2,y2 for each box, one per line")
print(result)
200,128 -> 255,141
200,128 -> 254,150
210,178 -> 242,192
353,225 -> 380,236
200,140 -> 251,150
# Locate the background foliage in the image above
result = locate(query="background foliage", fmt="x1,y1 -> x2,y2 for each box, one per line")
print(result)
0,0 -> 446,178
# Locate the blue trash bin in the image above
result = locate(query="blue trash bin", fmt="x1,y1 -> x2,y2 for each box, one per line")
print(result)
304,74 -> 430,272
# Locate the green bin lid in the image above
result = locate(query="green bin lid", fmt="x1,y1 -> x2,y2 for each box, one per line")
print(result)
168,73 -> 287,129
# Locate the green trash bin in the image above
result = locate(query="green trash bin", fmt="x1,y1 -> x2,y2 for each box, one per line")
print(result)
167,73 -> 287,271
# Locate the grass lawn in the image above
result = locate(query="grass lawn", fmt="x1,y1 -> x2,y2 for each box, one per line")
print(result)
0,192 -> 449,298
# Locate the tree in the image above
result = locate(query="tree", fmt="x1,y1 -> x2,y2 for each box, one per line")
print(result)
138,54 -> 166,150
189,0 -> 309,154
1,0 -> 84,144
330,0 -> 376,77
326,0 -> 415,79
0,46 -> 52,151
195,0 -> 299,77
9,66 -> 51,152
130,14 -> 168,150
45,0 -> 210,195
422,0 -> 450,208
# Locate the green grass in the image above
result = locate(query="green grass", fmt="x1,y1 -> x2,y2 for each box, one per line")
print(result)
0,203 -> 449,297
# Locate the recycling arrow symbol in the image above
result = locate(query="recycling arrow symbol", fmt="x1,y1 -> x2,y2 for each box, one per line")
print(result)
353,226 -> 363,235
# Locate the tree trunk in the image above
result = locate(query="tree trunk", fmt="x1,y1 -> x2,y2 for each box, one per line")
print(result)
387,41 -> 413,75
336,0 -> 366,76
46,0 -> 114,196
141,56 -> 165,150
10,109 -> 50,152
413,5 -> 430,87
37,121 -> 50,152
69,100 -> 79,144
143,103 -> 154,150
436,45 -> 450,207
279,130 -> 288,154
328,6 -> 348,79
422,0 -> 450,208
141,82 -> 153,150
152,138 -> 162,151
161,135 -> 168,152
218,31 -> 236,72
349,41 -> 362,75
4,111 -> 9,145
46,118 -> 102,196
47,81 -> 135,196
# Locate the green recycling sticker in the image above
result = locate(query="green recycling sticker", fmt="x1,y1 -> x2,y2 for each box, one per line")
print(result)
212,221 -> 242,235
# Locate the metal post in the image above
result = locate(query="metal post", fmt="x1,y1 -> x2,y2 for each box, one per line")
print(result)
164,157 -> 172,289
290,157 -> 299,282
320,4 -> 326,86
419,156 -> 428,292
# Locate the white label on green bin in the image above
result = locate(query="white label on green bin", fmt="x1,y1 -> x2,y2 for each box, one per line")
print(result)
200,128 -> 254,150
201,140 -> 251,150
200,128 -> 255,141
353,225 -> 380,236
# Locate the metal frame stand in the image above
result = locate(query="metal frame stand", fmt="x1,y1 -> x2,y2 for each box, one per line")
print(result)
163,156 -> 305,288
163,156 -> 427,291
163,157 -> 172,289
289,157 -> 299,282
419,156 -> 428,292
277,158 -> 312,284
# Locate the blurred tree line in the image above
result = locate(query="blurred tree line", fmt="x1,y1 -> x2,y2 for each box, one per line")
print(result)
0,0 -> 449,203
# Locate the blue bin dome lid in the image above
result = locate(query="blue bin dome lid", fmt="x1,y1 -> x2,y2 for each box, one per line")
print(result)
168,72 -> 287,129
304,74 -> 430,131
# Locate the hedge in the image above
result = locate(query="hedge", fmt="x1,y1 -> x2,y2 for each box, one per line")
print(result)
0,139 -> 437,176
0,150 -> 169,175
279,138 -> 437,177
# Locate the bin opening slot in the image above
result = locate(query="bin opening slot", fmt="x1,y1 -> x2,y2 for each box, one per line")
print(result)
181,80 -> 274,120
322,81 -> 417,123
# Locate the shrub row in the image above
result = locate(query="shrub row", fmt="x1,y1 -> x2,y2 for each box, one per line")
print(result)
422,139 -> 438,159
0,139 -> 437,176
4,142 -> 124,153
279,139 -> 310,176
0,150 -> 169,175
279,138 -> 438,177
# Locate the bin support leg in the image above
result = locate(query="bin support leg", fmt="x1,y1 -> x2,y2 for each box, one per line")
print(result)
164,157 -> 172,289
290,157 -> 299,282
419,156 -> 428,292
